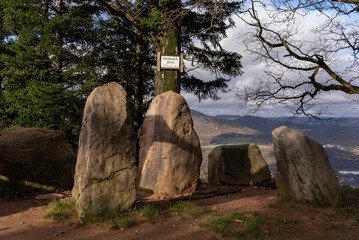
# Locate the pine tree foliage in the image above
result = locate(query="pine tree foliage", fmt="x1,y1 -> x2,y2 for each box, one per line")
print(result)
0,0 -> 104,146
0,0 -> 245,149
180,1 -> 244,100
96,0 -> 244,98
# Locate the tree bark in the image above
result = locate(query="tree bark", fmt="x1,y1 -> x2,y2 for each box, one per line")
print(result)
134,30 -> 144,132
55,0 -> 63,83
41,0 -> 49,13
154,0 -> 181,95
122,34 -> 131,94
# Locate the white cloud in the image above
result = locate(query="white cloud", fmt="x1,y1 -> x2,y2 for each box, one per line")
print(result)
184,3 -> 359,118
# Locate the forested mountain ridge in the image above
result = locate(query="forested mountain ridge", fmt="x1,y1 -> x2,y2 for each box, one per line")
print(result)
192,110 -> 359,150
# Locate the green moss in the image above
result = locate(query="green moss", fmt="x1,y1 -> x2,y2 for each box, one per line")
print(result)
198,211 -> 267,239
335,205 -> 359,223
275,172 -> 292,202
342,185 -> 359,196
44,199 -> 76,221
137,205 -> 162,222
167,201 -> 207,218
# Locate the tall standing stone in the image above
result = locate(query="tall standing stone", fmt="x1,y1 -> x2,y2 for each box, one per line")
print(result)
72,82 -> 137,217
272,126 -> 344,207
208,144 -> 271,186
138,91 -> 202,194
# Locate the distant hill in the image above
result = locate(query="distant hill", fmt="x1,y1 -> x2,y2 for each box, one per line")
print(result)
216,114 -> 318,135
325,147 -> 359,171
191,110 -> 263,146
193,110 -> 359,185
209,132 -> 272,145
193,110 -> 359,149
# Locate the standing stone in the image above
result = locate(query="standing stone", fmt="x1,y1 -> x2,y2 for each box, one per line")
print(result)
0,128 -> 75,193
208,144 -> 271,186
272,126 -> 344,207
138,91 -> 202,194
72,82 -> 137,217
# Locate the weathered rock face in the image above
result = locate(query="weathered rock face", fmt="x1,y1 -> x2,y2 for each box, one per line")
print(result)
138,91 -> 202,194
208,144 -> 271,186
72,82 -> 137,217
272,126 -> 344,207
0,128 -> 75,193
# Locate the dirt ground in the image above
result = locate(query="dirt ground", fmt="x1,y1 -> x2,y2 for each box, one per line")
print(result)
1,187 -> 358,240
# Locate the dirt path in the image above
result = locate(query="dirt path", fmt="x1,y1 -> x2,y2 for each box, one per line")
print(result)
1,187 -> 358,240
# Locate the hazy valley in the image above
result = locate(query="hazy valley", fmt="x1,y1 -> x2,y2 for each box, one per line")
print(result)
191,110 -> 359,186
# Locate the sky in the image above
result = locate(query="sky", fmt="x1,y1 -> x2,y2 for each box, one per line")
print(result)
182,4 -> 359,118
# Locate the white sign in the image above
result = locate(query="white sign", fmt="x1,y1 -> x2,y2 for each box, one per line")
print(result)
161,56 -> 180,70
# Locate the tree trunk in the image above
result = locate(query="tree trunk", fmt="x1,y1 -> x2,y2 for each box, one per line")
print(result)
0,4 -> 4,96
134,30 -> 144,132
55,0 -> 63,83
155,0 -> 181,95
41,0 -> 49,13
122,34 -> 130,94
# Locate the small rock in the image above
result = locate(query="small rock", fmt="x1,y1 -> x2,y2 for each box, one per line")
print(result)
35,193 -> 64,203
19,222 -> 24,225
172,224 -> 176,228
234,219 -> 244,223
54,234 -> 57,237
208,144 -> 271,186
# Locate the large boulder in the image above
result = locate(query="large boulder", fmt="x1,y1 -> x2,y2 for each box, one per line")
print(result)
208,144 -> 271,186
0,128 -> 75,193
72,82 -> 137,217
138,91 -> 202,194
272,126 -> 344,207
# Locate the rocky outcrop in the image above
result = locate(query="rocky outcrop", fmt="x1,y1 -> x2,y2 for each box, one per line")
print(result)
138,91 -> 202,194
0,128 -> 75,193
272,126 -> 344,207
72,82 -> 137,217
208,144 -> 271,186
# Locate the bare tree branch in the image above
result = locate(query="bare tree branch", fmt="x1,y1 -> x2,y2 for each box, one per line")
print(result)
236,0 -> 359,117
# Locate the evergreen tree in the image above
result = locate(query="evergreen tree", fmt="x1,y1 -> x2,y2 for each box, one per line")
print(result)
0,0 -> 103,146
0,0 -> 157,142
0,0 -> 244,149
96,0 -> 244,98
